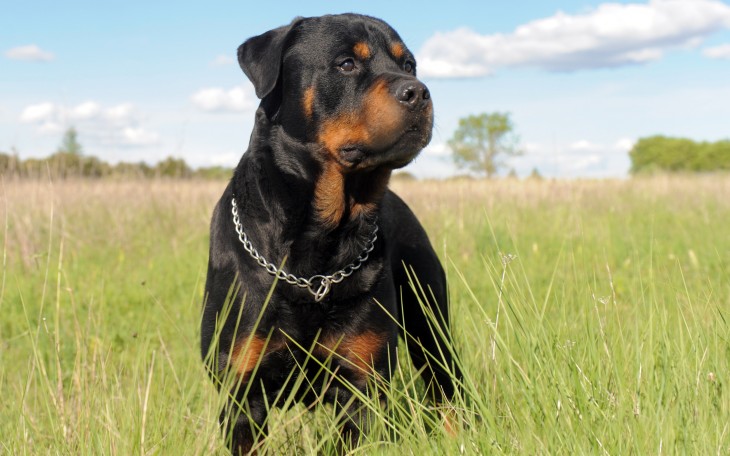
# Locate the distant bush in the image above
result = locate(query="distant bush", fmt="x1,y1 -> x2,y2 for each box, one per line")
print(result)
630,136 -> 730,174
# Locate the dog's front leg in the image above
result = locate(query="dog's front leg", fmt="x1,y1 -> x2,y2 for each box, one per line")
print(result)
221,390 -> 268,456
332,387 -> 377,452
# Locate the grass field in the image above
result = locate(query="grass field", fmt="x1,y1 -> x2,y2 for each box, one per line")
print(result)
1,176 -> 729,454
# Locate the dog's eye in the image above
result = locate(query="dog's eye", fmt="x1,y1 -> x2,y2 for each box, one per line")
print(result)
404,61 -> 414,74
339,58 -> 355,72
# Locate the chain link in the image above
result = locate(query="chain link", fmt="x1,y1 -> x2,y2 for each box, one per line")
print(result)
231,197 -> 378,302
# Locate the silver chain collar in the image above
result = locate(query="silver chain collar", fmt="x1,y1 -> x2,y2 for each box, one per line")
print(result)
231,197 -> 378,302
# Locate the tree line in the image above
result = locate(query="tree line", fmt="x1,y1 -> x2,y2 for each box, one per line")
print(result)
629,136 -> 730,173
0,151 -> 232,179
0,128 -> 231,179
5,127 -> 728,180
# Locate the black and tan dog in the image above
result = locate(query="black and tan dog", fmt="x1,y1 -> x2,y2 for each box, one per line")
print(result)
201,13 -> 461,454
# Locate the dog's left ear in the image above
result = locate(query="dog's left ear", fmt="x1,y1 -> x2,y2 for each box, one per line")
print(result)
238,18 -> 302,99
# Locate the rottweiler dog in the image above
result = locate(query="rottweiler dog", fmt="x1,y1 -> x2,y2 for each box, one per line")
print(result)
201,13 -> 461,454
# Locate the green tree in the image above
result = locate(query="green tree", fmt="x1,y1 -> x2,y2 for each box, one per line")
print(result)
58,127 -> 83,155
629,136 -> 730,174
448,112 -> 521,177
529,167 -> 543,180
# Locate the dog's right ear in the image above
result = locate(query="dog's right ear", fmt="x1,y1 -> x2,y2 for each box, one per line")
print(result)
238,19 -> 302,99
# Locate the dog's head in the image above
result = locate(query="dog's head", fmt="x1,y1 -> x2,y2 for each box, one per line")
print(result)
238,14 -> 433,173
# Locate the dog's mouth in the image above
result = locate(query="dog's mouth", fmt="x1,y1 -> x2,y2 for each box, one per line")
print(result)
337,126 -> 430,171
339,146 -> 367,165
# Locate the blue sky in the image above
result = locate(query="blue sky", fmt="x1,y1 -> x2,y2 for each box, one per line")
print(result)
3,0 -> 730,178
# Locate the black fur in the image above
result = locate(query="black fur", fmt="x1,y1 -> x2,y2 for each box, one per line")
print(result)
201,14 -> 461,455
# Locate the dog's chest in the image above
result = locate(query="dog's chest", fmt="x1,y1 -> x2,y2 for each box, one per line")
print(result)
273,296 -> 362,337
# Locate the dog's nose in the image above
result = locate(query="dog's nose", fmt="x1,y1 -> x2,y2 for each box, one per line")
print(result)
395,81 -> 430,109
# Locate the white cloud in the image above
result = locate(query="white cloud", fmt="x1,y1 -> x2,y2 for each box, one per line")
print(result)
569,140 -> 603,151
104,103 -> 136,123
404,138 -> 634,178
19,101 -> 139,125
191,84 -> 256,112
121,127 -> 160,146
614,138 -> 636,150
418,0 -> 730,78
405,153 -> 458,178
70,101 -> 101,120
188,151 -> 240,168
211,54 -> 235,66
703,43 -> 730,59
18,100 -> 160,148
5,44 -> 55,61
209,152 -> 239,166
514,138 -> 634,177
423,142 -> 450,157
20,102 -> 57,123
38,121 -> 65,135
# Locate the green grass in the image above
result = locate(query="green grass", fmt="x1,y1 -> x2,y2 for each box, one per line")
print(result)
1,176 -> 728,454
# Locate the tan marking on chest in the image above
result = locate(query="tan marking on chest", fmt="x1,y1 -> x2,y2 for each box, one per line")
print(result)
313,162 -> 347,228
231,335 -> 268,380
315,331 -> 387,375
303,86 -> 315,119
349,167 -> 391,220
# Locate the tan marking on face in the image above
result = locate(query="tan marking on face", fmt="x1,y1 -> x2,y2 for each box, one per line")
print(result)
362,79 -> 404,149
353,42 -> 371,60
317,113 -> 371,158
317,79 -> 404,156
303,86 -> 315,119
231,335 -> 267,380
390,42 -> 404,59
314,78 -> 407,227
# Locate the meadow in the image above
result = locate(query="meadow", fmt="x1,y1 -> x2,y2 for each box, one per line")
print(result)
1,176 -> 728,454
